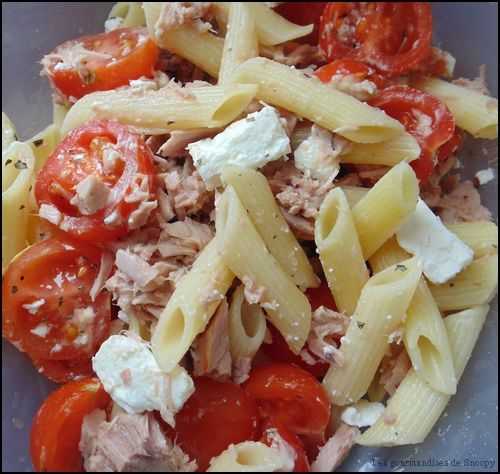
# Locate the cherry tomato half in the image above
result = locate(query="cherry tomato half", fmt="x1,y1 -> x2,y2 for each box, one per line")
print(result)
275,3 -> 328,44
43,27 -> 159,101
30,378 -> 110,472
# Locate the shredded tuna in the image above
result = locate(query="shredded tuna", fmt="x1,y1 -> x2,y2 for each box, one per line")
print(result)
267,160 -> 335,221
304,306 -> 349,366
453,64 -> 490,95
156,50 -> 210,84
327,74 -> 378,101
158,129 -> 219,158
379,346 -> 412,396
89,251 -> 114,302
128,200 -> 158,230
281,209 -> 315,241
39,203 -> 62,226
105,218 -> 212,323
80,411 -> 197,472
232,356 -> 252,384
69,175 -> 110,216
155,2 -> 213,38
260,42 -> 326,69
421,155 -> 459,208
159,157 -> 213,220
311,423 -> 360,472
352,164 -> 391,186
191,299 -> 231,380
436,180 -> 492,224
242,276 -> 267,306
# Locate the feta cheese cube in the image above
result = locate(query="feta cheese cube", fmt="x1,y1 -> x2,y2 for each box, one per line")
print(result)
396,199 -> 474,284
92,334 -> 194,426
187,106 -> 291,189
475,168 -> 495,186
340,400 -> 385,428
293,125 -> 346,180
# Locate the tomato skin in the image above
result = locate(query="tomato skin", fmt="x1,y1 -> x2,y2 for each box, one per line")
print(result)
275,3 -> 328,44
31,356 -> 94,384
436,129 -> 463,163
319,3 -> 433,76
30,378 -> 110,472
244,364 -> 331,437
260,418 -> 311,472
2,236 -> 111,362
171,377 -> 259,472
305,280 -> 337,312
35,120 -> 156,242
315,58 -> 388,89
45,28 -> 159,101
369,85 -> 455,182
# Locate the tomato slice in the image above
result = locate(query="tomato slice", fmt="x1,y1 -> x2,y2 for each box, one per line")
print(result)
319,3 -> 433,76
315,58 -> 388,89
30,378 -> 110,472
369,85 -> 455,182
35,120 -> 156,241
260,418 -> 311,472
306,280 -> 338,312
171,377 -> 259,471
43,27 -> 159,101
2,235 -> 111,362
31,356 -> 94,384
436,129 -> 463,163
275,3 -> 328,44
244,364 -> 331,437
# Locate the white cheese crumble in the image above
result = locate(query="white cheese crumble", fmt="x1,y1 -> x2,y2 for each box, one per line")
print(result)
30,323 -> 51,338
22,299 -> 46,315
70,175 -> 111,216
397,199 -> 474,284
293,124 -> 347,180
92,334 -> 194,426
187,106 -> 291,189
104,17 -> 123,32
341,400 -> 385,428
475,168 -> 495,185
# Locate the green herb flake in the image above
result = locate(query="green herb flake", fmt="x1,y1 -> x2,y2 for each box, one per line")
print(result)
395,264 -> 407,272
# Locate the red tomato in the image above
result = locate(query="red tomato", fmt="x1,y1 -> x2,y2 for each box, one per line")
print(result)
2,236 -> 111,362
171,377 -> 259,471
262,324 -> 329,379
44,27 -> 159,101
436,129 -> 463,162
35,120 -> 156,242
260,418 -> 311,472
262,282 -> 337,378
244,364 -> 331,437
31,356 -> 94,384
30,378 -> 110,472
305,280 -> 337,312
315,58 -> 388,89
369,85 -> 455,182
275,3 -> 328,44
319,3 -> 432,76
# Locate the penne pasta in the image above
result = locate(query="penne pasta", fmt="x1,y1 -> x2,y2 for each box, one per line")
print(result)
151,239 -> 235,372
323,257 -> 422,405
218,3 -> 258,84
429,254 -> 498,311
445,221 -> 498,258
369,237 -> 459,395
340,131 -> 421,166
231,57 -> 405,144
2,111 -> 17,148
315,188 -> 369,315
107,2 -> 145,28
60,83 -> 258,136
52,100 -> 69,132
339,185 -> 369,208
216,186 -> 312,354
2,142 -> 36,273
228,285 -> 267,360
214,2 -> 314,46
28,124 -> 60,173
222,166 -> 318,289
207,441 -> 288,472
414,77 -> 498,139
358,305 -> 490,446
143,2 -> 223,78
352,162 -> 419,259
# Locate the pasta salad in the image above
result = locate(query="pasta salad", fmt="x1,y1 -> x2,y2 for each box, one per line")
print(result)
2,2 -> 498,472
